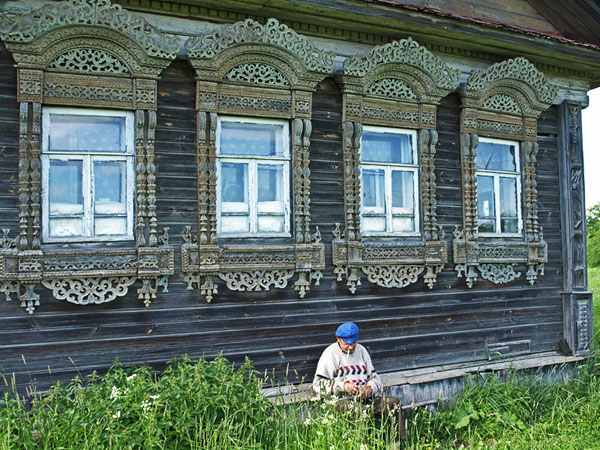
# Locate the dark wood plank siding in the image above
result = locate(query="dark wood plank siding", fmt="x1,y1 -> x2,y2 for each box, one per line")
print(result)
0,54 -> 564,394
0,44 -> 19,233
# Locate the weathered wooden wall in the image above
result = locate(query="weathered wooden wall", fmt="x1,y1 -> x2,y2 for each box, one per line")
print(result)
0,46 -> 564,394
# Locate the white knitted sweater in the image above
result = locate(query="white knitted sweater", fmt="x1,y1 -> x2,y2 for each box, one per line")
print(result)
312,342 -> 382,396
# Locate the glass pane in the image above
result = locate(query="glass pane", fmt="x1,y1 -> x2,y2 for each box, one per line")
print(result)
391,171 -> 414,210
49,218 -> 83,237
362,131 -> 414,164
500,177 -> 518,217
49,115 -> 126,152
94,161 -> 126,214
257,165 -> 283,204
362,169 -> 385,210
501,218 -> 518,234
363,216 -> 386,233
258,215 -> 284,233
392,216 -> 415,233
49,160 -> 83,215
478,219 -> 495,233
220,121 -> 285,157
221,215 -> 249,233
476,142 -> 517,172
221,163 -> 248,206
477,175 -> 495,219
95,217 -> 127,236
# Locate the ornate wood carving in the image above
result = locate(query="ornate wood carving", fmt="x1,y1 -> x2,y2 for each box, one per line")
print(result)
453,57 -> 557,288
183,19 -> 333,302
333,38 -> 458,292
0,0 -> 177,312
559,101 -> 593,355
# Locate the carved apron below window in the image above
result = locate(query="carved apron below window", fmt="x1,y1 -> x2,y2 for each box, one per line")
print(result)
332,38 -> 460,293
181,18 -> 333,302
453,57 -> 557,288
0,0 -> 178,312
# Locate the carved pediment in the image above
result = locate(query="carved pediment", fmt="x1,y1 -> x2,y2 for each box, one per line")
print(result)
343,38 -> 460,92
185,18 -> 333,75
465,57 -> 557,106
0,0 -> 179,60
461,57 -> 558,117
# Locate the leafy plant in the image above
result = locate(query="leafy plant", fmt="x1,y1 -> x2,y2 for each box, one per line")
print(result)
587,203 -> 600,267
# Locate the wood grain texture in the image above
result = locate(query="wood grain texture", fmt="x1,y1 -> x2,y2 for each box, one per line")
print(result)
0,57 -> 565,395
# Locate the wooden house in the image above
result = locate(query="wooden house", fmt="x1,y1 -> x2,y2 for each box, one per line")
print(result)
0,0 -> 597,405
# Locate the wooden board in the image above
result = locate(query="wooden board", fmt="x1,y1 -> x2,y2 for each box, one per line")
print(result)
0,50 -> 568,396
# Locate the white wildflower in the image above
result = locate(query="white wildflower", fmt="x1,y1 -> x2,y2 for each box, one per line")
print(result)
316,431 -> 322,436
360,444 -> 368,450
141,400 -> 151,412
126,374 -> 137,382
149,394 -> 159,400
321,416 -> 329,424
109,386 -> 121,400
303,418 -> 311,426
325,397 -> 337,406
330,446 -> 335,450
112,411 -> 121,419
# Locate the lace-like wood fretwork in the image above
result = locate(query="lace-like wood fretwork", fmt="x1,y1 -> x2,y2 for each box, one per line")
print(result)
332,38 -> 458,293
0,0 -> 177,312
182,18 -> 333,302
453,57 -> 557,288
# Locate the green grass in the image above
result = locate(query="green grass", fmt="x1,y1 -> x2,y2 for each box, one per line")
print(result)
1,271 -> 599,449
588,267 -> 600,348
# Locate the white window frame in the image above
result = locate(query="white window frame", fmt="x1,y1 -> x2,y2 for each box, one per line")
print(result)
41,107 -> 135,243
359,126 -> 420,237
216,116 -> 291,237
476,137 -> 523,237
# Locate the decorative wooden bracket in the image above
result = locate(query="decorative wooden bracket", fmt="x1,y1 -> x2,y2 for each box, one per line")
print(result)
0,229 -> 174,312
181,226 -> 324,302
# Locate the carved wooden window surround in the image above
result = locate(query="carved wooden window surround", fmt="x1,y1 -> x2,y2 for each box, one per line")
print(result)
453,57 -> 558,287
181,18 -> 334,302
332,38 -> 460,293
0,0 -> 178,313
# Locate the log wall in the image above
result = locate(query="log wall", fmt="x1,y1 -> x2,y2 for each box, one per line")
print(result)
0,47 -> 564,394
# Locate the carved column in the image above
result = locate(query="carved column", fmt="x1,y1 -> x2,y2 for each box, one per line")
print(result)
559,100 -> 593,355
135,110 -> 148,247
146,110 -> 158,247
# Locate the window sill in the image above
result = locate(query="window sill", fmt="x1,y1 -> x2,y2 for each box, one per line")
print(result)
43,235 -> 135,244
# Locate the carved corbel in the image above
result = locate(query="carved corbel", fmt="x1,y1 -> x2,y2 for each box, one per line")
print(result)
294,227 -> 325,298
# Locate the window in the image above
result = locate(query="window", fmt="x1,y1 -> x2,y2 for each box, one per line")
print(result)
216,117 -> 290,236
475,138 -> 522,235
360,126 -> 419,236
41,108 -> 135,242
